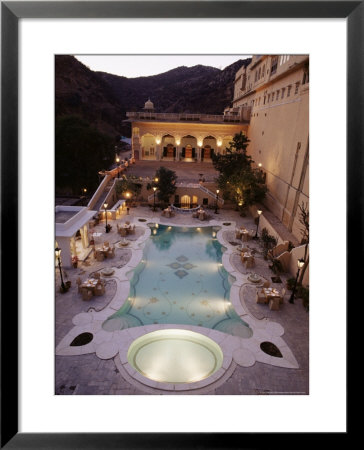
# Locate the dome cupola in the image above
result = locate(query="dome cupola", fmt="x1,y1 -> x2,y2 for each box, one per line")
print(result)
143,98 -> 154,110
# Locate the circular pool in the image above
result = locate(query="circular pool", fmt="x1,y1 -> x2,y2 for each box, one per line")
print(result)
127,329 -> 223,384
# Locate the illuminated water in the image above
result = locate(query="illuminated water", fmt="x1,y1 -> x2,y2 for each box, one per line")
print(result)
103,224 -> 252,337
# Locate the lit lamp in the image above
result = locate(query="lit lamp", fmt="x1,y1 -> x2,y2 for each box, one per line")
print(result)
258,163 -> 262,168
104,202 -> 109,233
215,189 -> 220,214
153,186 -> 157,211
82,187 -> 87,205
116,156 -> 120,178
289,258 -> 305,304
254,209 -> 263,239
55,247 -> 66,292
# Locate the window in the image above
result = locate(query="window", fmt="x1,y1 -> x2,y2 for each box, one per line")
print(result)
271,56 -> 278,74
281,88 -> 285,99
295,82 -> 300,94
276,90 -> 280,100
272,92 -> 275,101
268,93 -> 271,102
287,85 -> 292,97
255,71 -> 258,82
262,65 -> 265,77
258,67 -> 261,79
302,70 -> 309,85
264,96 -> 266,105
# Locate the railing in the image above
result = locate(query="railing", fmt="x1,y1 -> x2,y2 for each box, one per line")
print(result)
87,173 -> 112,210
126,111 -> 248,123
170,204 -> 201,214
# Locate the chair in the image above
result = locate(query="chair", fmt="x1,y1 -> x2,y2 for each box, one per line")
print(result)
245,256 -> 255,269
119,227 -> 127,236
256,289 -> 266,304
76,277 -> 82,293
125,221 -> 130,225
280,288 -> 286,304
81,288 -> 93,301
248,229 -> 256,239
106,247 -> 115,258
263,280 -> 271,288
95,251 -> 104,262
93,272 -> 100,279
242,233 -> 249,242
104,241 -> 109,247
269,297 -> 280,310
94,284 -> 105,296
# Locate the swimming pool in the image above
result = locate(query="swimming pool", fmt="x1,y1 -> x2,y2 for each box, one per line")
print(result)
103,224 -> 252,338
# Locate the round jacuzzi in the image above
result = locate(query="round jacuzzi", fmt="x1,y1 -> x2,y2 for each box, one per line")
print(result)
127,329 -> 223,384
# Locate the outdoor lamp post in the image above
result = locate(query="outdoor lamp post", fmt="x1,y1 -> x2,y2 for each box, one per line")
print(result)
104,202 -> 109,233
55,247 -> 66,292
116,156 -> 120,178
215,189 -> 220,214
153,186 -> 157,211
254,209 -> 263,239
289,258 -> 305,304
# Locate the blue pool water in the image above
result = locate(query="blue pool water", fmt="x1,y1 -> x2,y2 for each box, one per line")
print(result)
102,225 -> 252,337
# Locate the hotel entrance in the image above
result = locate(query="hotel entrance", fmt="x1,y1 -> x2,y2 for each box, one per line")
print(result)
181,195 -> 191,209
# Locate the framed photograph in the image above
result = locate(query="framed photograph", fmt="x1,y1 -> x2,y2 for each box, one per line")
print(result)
1,1 -> 359,447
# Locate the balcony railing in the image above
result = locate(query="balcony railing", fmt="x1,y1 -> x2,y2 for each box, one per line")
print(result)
126,110 -> 250,124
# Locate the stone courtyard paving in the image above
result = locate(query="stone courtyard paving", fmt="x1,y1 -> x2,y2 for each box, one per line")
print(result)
55,206 -> 308,395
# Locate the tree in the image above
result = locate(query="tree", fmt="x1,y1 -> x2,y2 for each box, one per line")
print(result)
55,115 -> 114,195
298,202 -> 309,285
154,167 -> 178,207
212,132 -> 267,213
115,176 -> 142,202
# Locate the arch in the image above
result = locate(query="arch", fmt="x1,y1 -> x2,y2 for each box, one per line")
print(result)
181,195 -> 191,209
220,135 -> 234,155
202,135 -> 217,160
181,135 -> 197,160
141,133 -> 157,160
161,134 -> 176,159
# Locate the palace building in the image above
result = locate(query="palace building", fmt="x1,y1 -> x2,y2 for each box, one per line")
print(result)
125,54 -> 309,239
229,55 -> 309,238
125,98 -> 251,162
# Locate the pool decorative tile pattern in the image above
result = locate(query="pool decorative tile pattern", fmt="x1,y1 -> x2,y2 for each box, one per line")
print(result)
56,218 -> 300,393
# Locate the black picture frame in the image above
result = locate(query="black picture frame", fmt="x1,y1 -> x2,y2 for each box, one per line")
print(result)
1,1 -> 359,448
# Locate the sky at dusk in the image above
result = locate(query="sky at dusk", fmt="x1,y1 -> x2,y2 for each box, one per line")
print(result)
75,55 -> 251,78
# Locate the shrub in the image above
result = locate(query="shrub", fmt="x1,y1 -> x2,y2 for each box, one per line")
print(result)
269,258 -> 284,274
297,286 -> 309,311
260,227 -> 278,259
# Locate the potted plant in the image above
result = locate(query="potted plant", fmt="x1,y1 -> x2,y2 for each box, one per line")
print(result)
72,255 -> 78,268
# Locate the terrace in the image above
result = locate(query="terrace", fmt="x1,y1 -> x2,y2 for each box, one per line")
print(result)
126,108 -> 251,124
55,205 -> 308,395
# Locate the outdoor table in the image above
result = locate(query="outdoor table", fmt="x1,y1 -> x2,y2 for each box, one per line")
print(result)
262,288 -> 281,303
80,278 -> 98,294
241,251 -> 252,262
97,246 -> 110,255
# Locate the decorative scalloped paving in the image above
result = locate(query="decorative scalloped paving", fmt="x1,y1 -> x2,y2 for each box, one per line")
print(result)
56,219 -> 299,393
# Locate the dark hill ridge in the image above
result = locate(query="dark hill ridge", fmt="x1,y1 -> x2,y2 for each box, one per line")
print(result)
55,55 -> 251,137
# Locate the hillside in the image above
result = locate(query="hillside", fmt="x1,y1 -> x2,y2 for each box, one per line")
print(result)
55,55 -> 251,138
